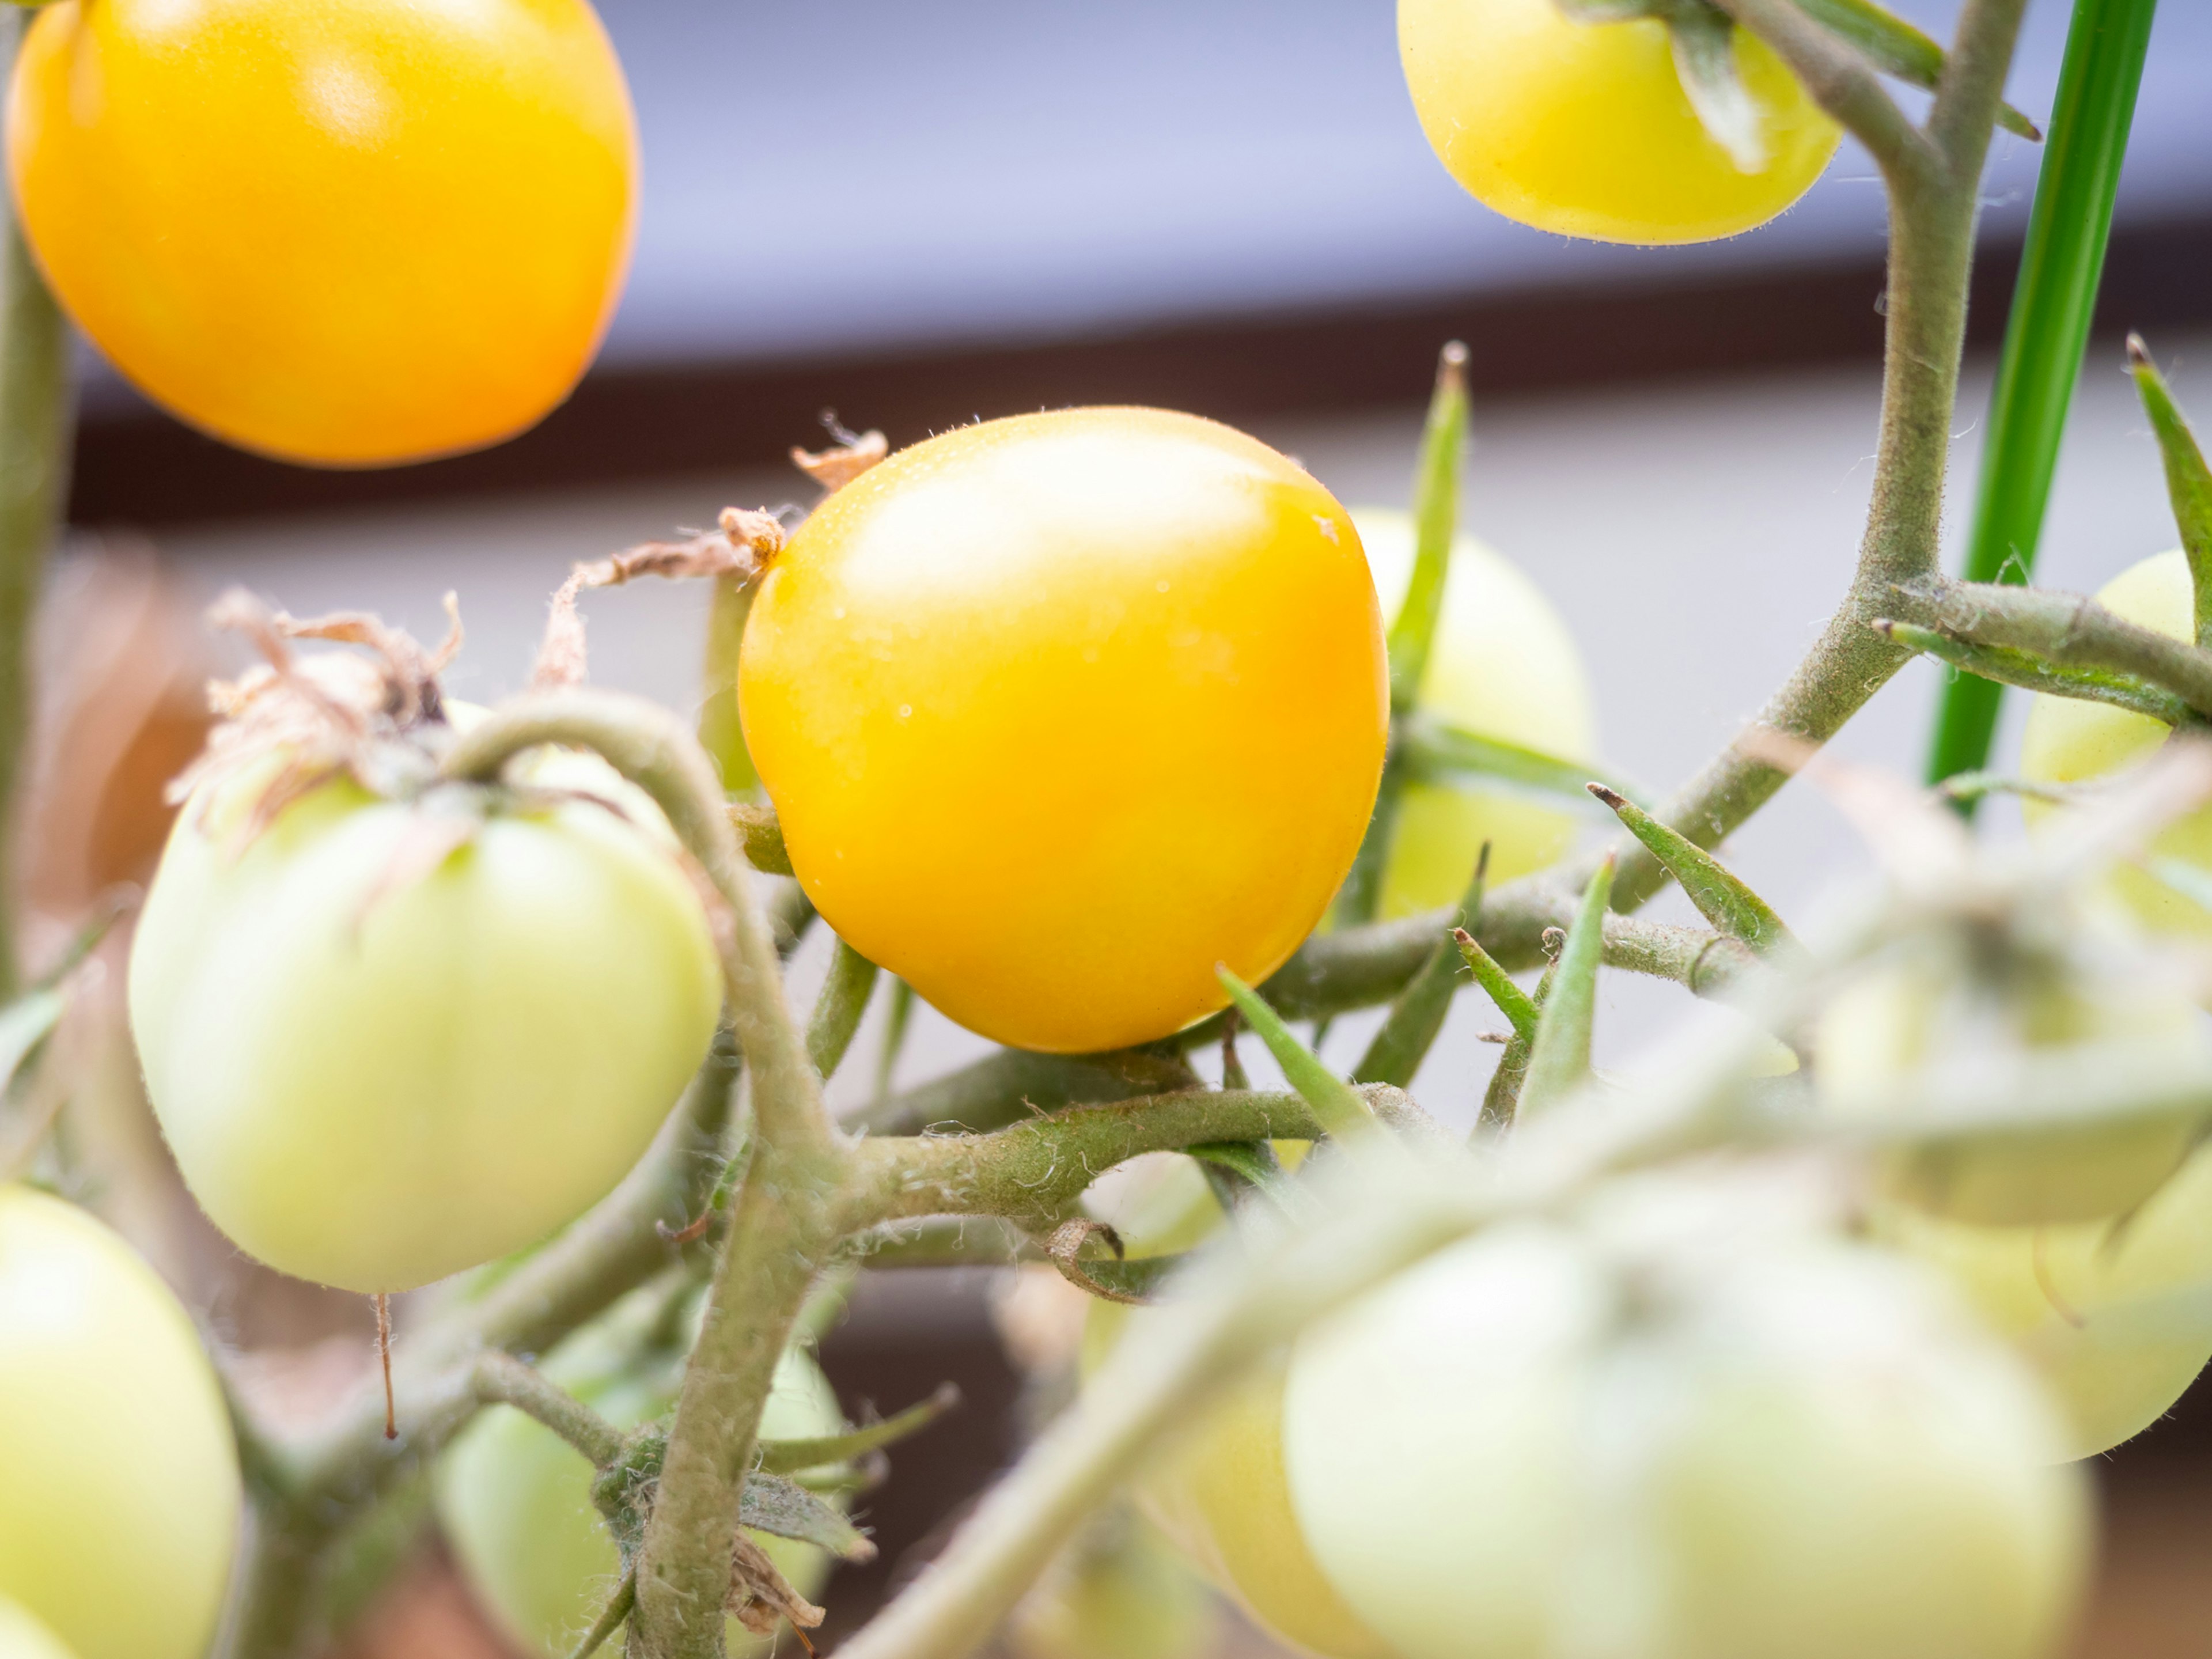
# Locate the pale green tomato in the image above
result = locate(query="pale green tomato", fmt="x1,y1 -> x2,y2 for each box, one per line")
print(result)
2021,550 -> 2212,933
128,743 -> 723,1293
1874,1143 -> 2212,1461
1817,949 -> 2207,1227
1078,1150 -> 1385,1659
1354,508 -> 1594,918
1009,1512 -> 1218,1659
0,1599 -> 74,1659
0,1187 -> 241,1659
1281,1185 -> 2087,1659
439,1336 -> 843,1659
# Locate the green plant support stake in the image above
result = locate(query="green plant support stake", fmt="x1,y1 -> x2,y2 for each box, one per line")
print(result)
1925,0 -> 2158,803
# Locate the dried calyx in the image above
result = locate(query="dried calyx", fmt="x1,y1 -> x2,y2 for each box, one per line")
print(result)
173,589 -> 465,840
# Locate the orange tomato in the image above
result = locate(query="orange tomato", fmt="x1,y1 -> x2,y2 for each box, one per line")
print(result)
8,0 -> 636,466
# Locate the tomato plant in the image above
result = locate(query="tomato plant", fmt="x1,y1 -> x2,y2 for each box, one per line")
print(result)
1280,1183 -> 2088,1659
128,740 -> 722,1293
440,1320 -> 843,1659
2020,550 -> 2212,930
1397,0 -> 1840,244
1354,506 -> 1594,915
1816,937 -> 2207,1227
0,1187 -> 240,1659
739,407 -> 1389,1054
7,0 -> 635,466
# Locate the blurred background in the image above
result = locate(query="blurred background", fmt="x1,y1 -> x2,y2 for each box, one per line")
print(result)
26,0 -> 2212,1654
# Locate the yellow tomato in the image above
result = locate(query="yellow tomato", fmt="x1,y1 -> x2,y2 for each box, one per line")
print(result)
0,1599 -> 73,1659
9,0 -> 636,466
1875,1145 -> 2212,1461
1354,507 -> 1594,915
2021,550 -> 2212,933
1398,0 -> 1840,244
0,1187 -> 241,1659
739,408 -> 1389,1054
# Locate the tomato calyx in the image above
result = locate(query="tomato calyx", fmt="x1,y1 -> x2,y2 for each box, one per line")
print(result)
1556,0 -> 1770,172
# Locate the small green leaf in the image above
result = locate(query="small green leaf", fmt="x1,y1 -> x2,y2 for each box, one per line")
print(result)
739,1470 -> 875,1562
1354,847 -> 1488,1089
1668,5 -> 1765,172
1517,857 -> 1615,1120
1402,715 -> 1657,810
1586,785 -> 1797,959
1794,0 -> 2041,139
757,1382 -> 960,1475
1385,342 -> 1469,715
1452,929 -> 1539,1044
2128,336 -> 2212,652
1878,618 -> 2192,727
1215,969 -> 1376,1141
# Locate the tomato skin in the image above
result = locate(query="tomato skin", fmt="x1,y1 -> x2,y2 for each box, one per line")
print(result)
1875,1145 -> 2212,1461
739,408 -> 1389,1054
440,1338 -> 842,1659
1353,508 -> 1594,916
0,1187 -> 241,1659
0,1599 -> 75,1659
1398,0 -> 1840,244
8,0 -> 635,467
1817,953 -> 2207,1227
128,752 -> 722,1293
1280,1193 -> 2086,1659
2021,550 -> 2212,933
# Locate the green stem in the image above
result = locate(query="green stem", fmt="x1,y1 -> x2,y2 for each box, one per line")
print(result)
1353,851 -> 1486,1089
1924,0 -> 2157,796
807,936 -> 880,1081
0,13 -> 73,999
1878,617 -> 2191,726
472,1353 -> 627,1468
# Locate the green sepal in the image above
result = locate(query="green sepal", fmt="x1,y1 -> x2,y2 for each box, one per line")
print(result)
1216,968 -> 1376,1141
1479,958 -> 1554,1131
1878,618 -> 2191,728
806,935 -> 880,1081
2127,336 -> 2212,652
1452,928 -> 1539,1043
739,1469 -> 877,1561
1402,714 -> 1657,810
698,573 -> 762,796
1794,0 -> 2041,138
757,1382 -> 961,1475
1666,2 -> 1766,171
1517,857 -> 1615,1120
729,801 -> 792,875
1586,785 -> 1797,958
1185,1138 -> 1288,1197
1354,847 -> 1489,1089
1385,343 -> 1469,714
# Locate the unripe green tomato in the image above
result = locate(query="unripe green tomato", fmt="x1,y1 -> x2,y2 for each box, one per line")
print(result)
1817,950 -> 2207,1226
1008,1513 -> 1218,1659
439,1337 -> 843,1658
1080,1157 -> 1387,1659
1399,0 -> 1840,244
128,742 -> 723,1293
1281,1184 -> 2088,1659
0,1187 -> 241,1659
0,1599 -> 73,1659
1874,1142 -> 2212,1461
1354,508 -> 1594,917
2021,550 -> 2212,934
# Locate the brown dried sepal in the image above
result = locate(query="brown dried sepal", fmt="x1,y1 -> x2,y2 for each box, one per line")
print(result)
534,507 -> 789,691
728,1529 -> 827,1639
791,428 -> 888,494
172,590 -> 464,848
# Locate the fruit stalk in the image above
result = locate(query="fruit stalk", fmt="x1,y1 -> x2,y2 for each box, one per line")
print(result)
0,6 -> 74,997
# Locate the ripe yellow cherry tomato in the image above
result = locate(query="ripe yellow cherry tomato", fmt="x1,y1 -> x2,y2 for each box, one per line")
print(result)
128,740 -> 722,1293
0,1599 -> 74,1659
1354,507 -> 1594,916
1281,1181 -> 2086,1659
1398,0 -> 1840,244
1817,943 -> 2207,1227
740,408 -> 1389,1054
0,1187 -> 241,1659
2021,550 -> 2212,933
8,0 -> 636,466
1874,1145 -> 2212,1461
440,1323 -> 842,1659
